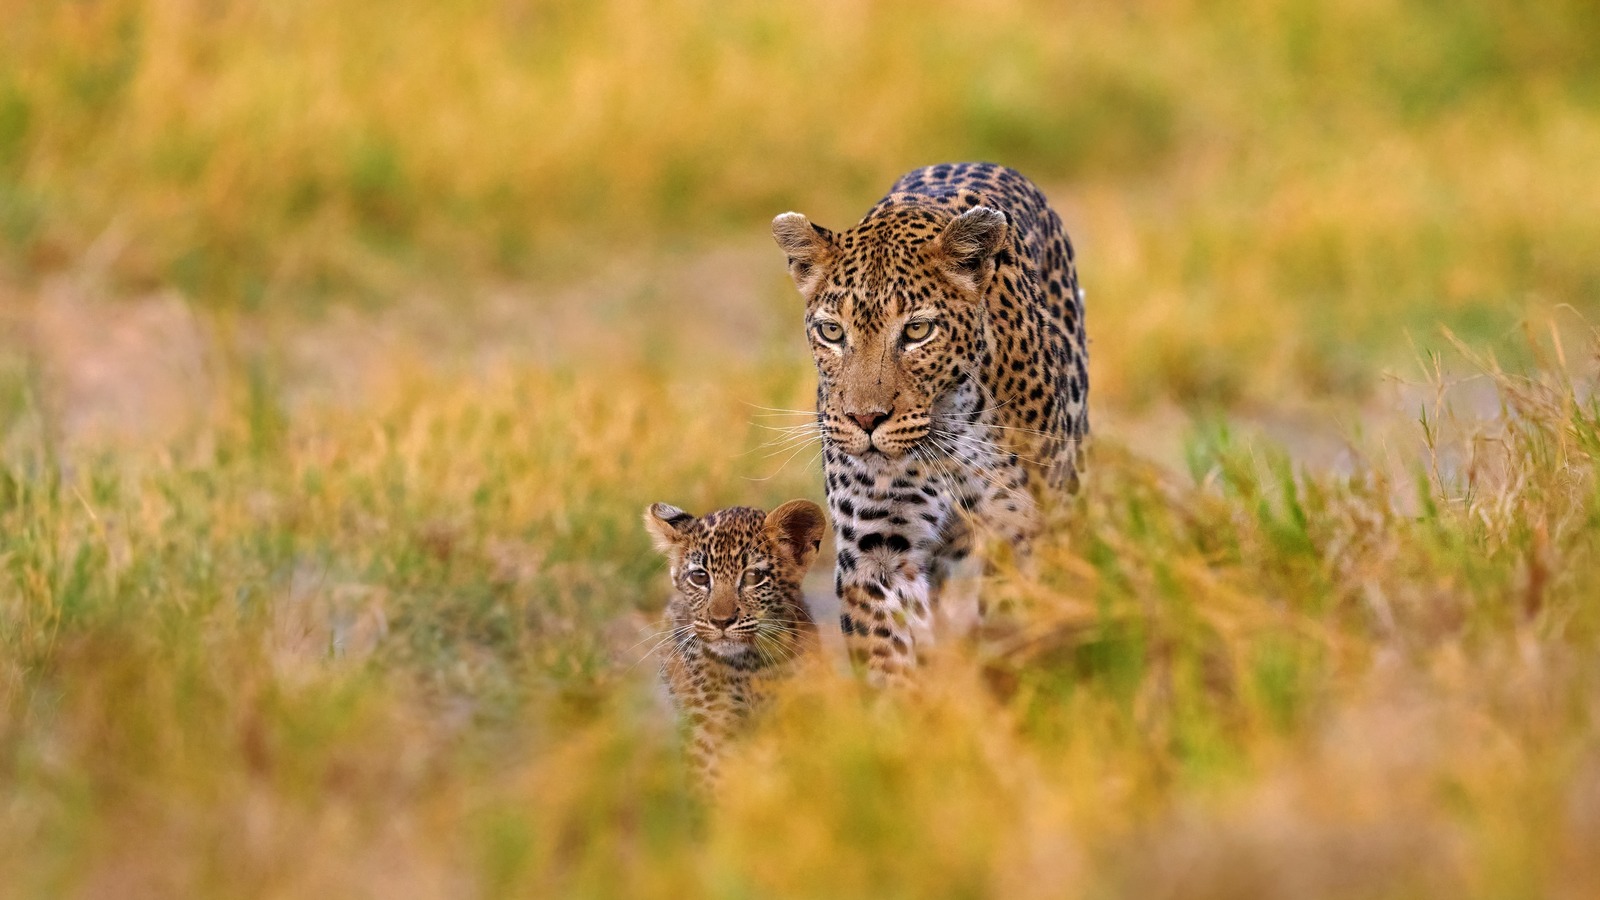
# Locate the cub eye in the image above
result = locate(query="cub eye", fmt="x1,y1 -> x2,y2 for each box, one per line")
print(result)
741,570 -> 769,588
815,321 -> 845,344
685,569 -> 710,588
903,320 -> 935,343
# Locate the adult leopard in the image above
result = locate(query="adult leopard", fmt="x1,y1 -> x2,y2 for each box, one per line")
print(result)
771,162 -> 1087,686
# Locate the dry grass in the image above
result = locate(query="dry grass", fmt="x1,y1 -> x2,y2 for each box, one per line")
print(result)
2,1 -> 1599,897
2,313 -> 1598,898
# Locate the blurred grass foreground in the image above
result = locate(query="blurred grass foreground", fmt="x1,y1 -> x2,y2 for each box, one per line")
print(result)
3,0 -> 1600,897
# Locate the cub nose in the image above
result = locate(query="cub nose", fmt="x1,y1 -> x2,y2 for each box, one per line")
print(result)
848,409 -> 891,434
709,613 -> 737,631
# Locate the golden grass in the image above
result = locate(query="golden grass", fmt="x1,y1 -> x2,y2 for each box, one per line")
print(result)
2,0 -> 1599,896
1,312 -> 1597,896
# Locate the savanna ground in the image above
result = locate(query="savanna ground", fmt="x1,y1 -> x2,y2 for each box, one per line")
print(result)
3,1 -> 1600,897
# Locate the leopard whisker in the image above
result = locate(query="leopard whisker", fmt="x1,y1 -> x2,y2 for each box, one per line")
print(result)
630,624 -> 696,670
925,432 -> 1029,512
927,432 -> 1034,506
912,443 -> 979,523
976,420 -> 1064,441
743,403 -> 820,417
752,432 -> 822,458
932,427 -> 1050,468
962,393 -> 1022,418
746,435 -> 825,482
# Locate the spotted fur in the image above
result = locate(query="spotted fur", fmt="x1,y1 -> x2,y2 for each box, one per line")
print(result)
771,162 -> 1088,686
644,500 -> 825,789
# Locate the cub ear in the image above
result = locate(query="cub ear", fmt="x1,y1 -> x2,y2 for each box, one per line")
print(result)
771,212 -> 837,296
643,502 -> 695,553
765,499 -> 827,571
933,206 -> 1008,289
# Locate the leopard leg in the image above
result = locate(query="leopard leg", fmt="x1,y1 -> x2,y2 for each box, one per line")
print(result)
681,694 -> 741,793
827,447 -> 943,688
928,521 -> 983,640
837,568 -> 934,689
939,435 -> 1042,618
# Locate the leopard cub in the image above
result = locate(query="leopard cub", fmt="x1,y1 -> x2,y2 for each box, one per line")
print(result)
644,499 -> 826,789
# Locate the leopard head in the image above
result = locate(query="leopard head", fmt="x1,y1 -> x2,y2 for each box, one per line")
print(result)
772,199 -> 1007,458
644,500 -> 825,667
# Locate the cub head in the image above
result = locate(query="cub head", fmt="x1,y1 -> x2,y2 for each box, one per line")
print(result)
771,201 -> 1008,457
644,500 -> 825,665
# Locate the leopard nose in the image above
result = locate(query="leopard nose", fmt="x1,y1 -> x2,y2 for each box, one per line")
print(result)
709,613 -> 737,631
849,409 -> 891,434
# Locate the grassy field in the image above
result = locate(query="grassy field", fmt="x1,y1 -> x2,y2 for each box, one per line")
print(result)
3,1 -> 1600,897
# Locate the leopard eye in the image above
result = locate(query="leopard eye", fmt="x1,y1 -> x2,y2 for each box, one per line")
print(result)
815,321 -> 845,344
741,569 -> 769,588
902,319 -> 935,343
685,569 -> 710,588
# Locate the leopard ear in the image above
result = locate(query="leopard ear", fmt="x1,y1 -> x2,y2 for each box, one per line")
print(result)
772,212 -> 837,297
765,499 -> 826,571
643,502 -> 695,554
933,206 -> 1008,290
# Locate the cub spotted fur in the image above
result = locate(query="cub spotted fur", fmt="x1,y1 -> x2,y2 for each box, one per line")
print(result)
644,500 -> 826,788
771,162 -> 1088,686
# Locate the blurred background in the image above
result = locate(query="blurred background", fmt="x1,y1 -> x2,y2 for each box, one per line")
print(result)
4,0 -> 1598,404
2,2 -> 1599,897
